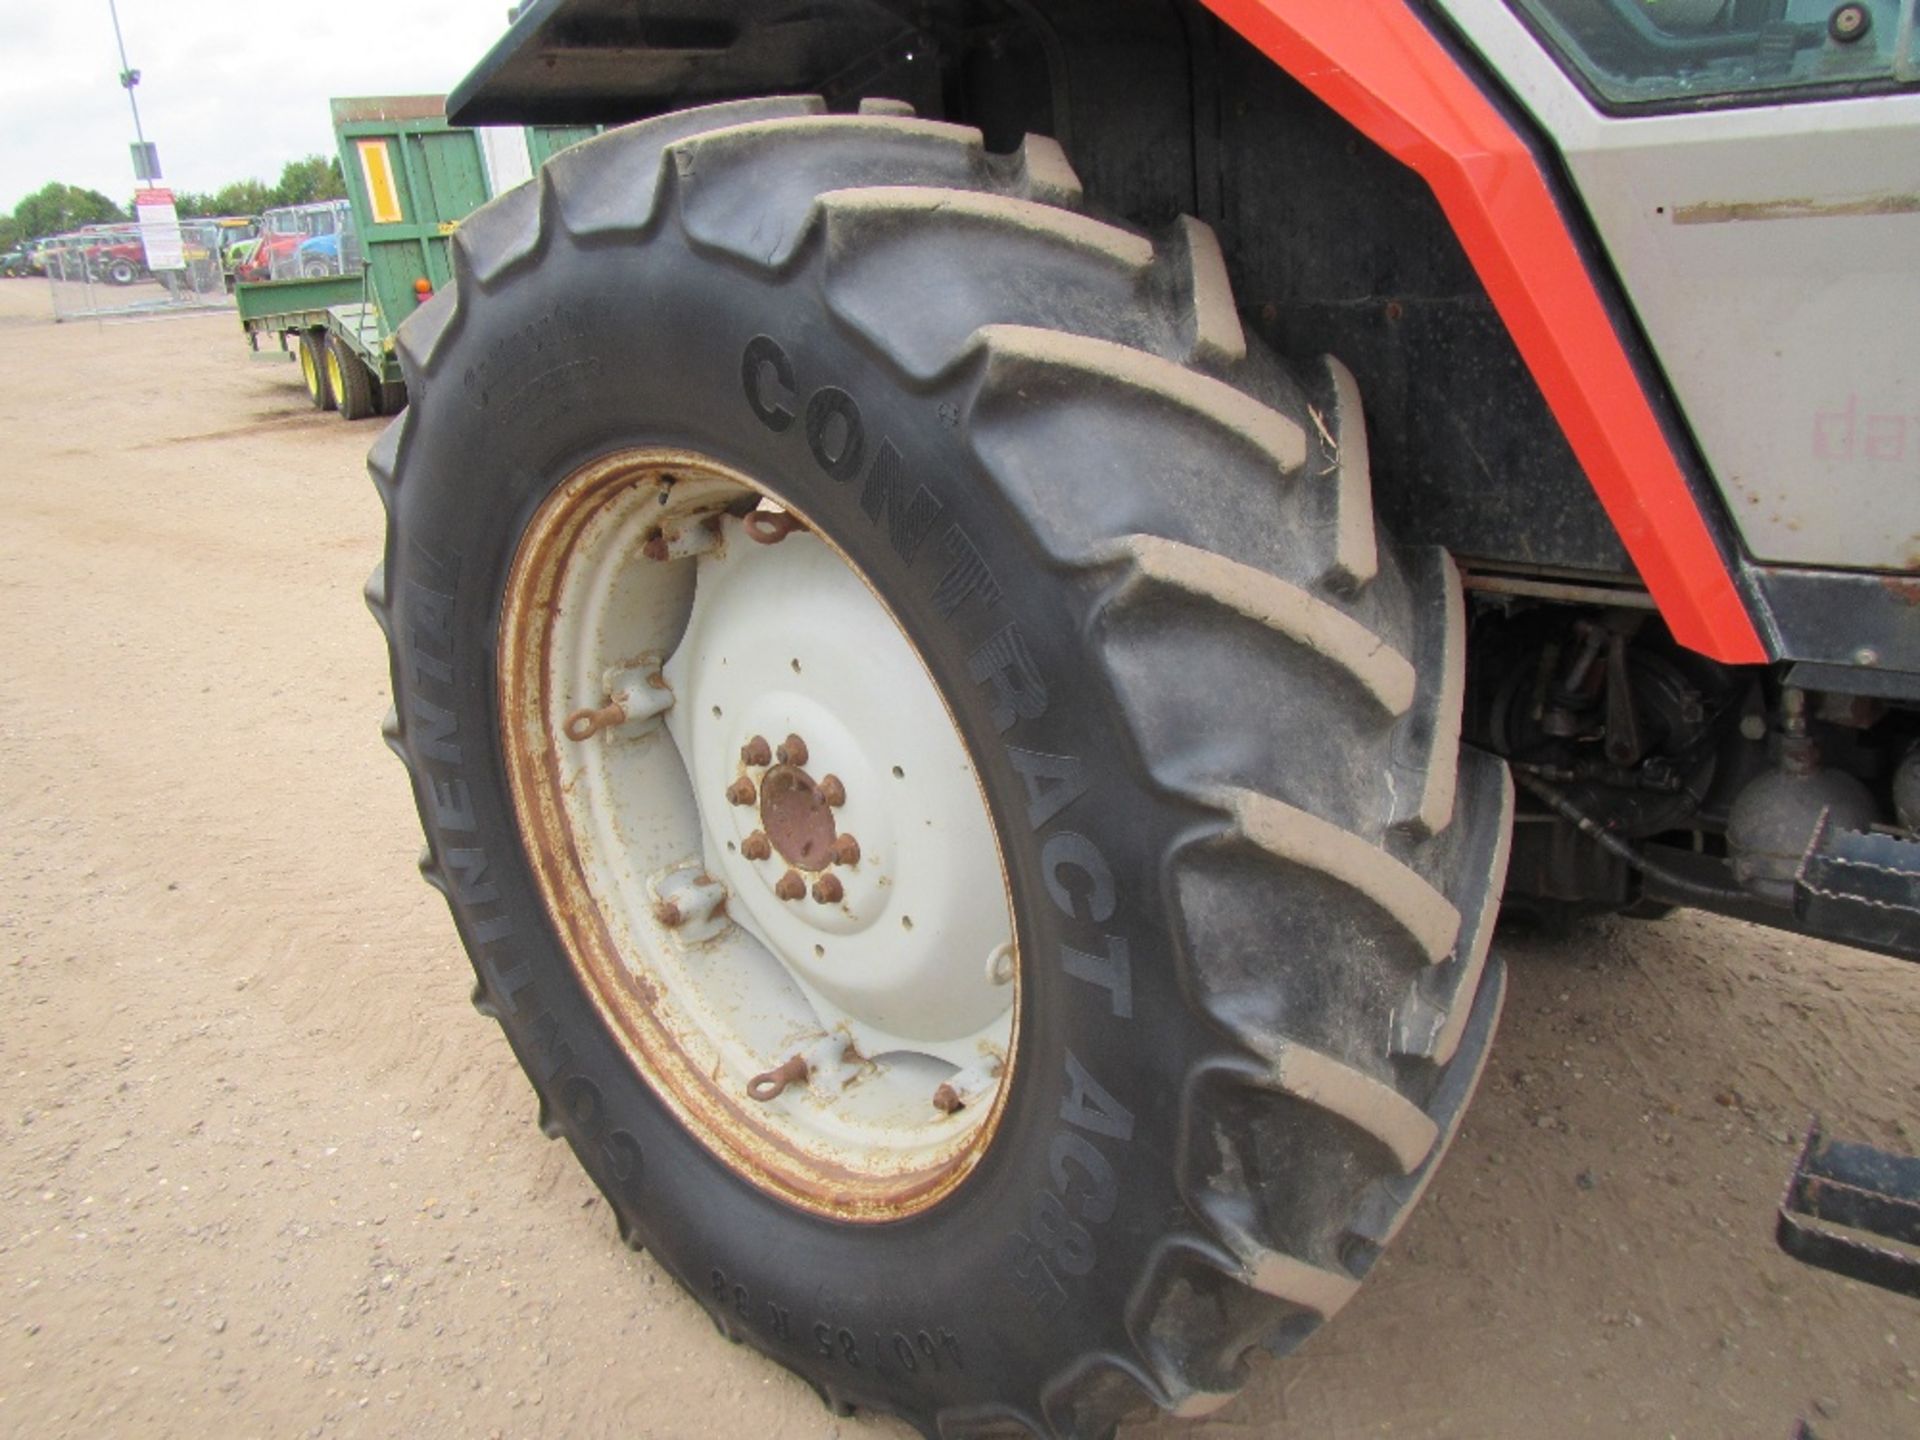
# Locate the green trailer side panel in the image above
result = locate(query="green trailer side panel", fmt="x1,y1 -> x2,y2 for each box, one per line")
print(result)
238,100 -> 592,391
331,101 -> 494,365
527,124 -> 602,168
234,273 -> 362,327
418,133 -> 492,231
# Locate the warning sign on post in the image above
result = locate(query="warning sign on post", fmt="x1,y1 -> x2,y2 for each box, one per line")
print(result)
134,187 -> 185,271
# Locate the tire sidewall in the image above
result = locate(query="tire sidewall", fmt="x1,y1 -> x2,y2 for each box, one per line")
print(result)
386,221 -> 1214,1413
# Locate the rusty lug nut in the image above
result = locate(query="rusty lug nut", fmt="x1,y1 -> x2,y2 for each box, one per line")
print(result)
811,874 -> 844,905
741,831 -> 772,862
931,1082 -> 964,1115
774,869 -> 806,901
828,834 -> 861,866
740,734 -> 772,767
564,701 -> 628,742
653,900 -> 684,929
776,733 -> 809,767
747,1053 -> 810,1102
819,774 -> 846,807
726,777 -> 757,807
640,532 -> 671,562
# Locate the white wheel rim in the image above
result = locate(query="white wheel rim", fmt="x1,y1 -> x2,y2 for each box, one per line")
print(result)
499,450 -> 1018,1219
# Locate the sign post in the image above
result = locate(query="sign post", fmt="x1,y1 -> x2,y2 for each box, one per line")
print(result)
134,187 -> 185,272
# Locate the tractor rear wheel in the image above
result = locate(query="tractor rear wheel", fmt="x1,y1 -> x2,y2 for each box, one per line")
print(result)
369,98 -> 1511,1436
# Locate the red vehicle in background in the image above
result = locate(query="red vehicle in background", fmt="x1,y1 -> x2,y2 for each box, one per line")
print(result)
81,226 -> 148,286
234,201 -> 351,282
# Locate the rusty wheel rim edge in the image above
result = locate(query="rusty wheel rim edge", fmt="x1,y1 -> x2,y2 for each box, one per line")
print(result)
498,447 -> 1021,1222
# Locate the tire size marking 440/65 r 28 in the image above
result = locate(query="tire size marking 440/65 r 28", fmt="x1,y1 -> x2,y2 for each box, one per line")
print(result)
740,335 -> 1140,1322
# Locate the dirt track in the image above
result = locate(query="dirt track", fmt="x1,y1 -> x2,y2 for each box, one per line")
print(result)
0,281 -> 1915,1439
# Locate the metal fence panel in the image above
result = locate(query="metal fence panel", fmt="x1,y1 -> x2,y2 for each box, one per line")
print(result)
44,220 -> 233,322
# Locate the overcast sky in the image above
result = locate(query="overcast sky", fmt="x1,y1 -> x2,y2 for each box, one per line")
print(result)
0,3 -> 521,214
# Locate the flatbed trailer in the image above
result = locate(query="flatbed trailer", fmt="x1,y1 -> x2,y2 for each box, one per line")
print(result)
236,273 -> 392,391
237,95 -> 593,419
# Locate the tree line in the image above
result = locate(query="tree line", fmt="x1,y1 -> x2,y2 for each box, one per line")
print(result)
1,156 -> 346,252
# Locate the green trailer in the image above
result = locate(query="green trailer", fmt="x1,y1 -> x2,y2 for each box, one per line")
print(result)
238,96 -> 592,420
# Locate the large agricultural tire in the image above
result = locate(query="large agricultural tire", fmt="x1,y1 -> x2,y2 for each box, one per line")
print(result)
369,98 -> 1512,1437
297,331 -> 333,411
326,336 -> 378,421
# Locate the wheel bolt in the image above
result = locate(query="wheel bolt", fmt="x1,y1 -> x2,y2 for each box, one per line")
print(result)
812,874 -> 844,905
777,733 -> 809,766
741,735 -> 771,767
828,834 -> 861,866
741,831 -> 772,862
775,869 -> 806,901
654,901 -> 684,928
726,777 -> 757,806
819,774 -> 846,807
641,532 -> 670,562
931,1082 -> 963,1115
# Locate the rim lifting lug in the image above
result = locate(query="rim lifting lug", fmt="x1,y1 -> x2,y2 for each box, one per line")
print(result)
726,777 -> 757,807
747,1053 -> 810,1102
740,735 -> 772,767
774,869 -> 806,901
818,775 -> 846,808
932,1058 -> 1005,1115
563,700 -> 628,742
828,834 -> 861,866
986,942 -> 1015,986
811,874 -> 844,905
744,510 -> 806,545
776,733 -> 809,767
740,831 -> 772,862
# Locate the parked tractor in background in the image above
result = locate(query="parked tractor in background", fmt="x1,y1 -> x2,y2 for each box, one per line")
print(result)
233,199 -> 350,283
366,1 -> 1920,1434
83,226 -> 149,286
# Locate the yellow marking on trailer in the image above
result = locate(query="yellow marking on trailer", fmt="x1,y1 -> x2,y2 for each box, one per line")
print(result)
357,140 -> 404,225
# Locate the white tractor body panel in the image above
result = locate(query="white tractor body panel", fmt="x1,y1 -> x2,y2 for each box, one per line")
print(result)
1439,0 -> 1920,572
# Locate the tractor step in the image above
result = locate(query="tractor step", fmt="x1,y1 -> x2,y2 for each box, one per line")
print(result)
1794,818 -> 1920,964
1776,1120 -> 1920,1300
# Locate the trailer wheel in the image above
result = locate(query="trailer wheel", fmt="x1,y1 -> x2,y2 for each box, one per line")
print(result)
370,99 -> 1512,1435
376,378 -> 407,416
326,337 -> 378,421
297,331 -> 333,411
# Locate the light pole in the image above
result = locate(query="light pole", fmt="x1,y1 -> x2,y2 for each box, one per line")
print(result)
107,0 -> 158,182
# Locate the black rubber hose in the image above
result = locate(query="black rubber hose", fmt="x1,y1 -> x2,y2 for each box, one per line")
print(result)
1512,768 -> 1775,909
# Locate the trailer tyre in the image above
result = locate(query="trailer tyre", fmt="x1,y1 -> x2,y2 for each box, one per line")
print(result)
326,336 -> 378,421
297,331 -> 334,411
369,99 -> 1512,1436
